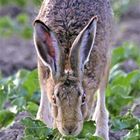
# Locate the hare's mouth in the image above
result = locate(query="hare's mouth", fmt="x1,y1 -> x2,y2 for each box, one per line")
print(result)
55,119 -> 83,123
57,125 -> 83,136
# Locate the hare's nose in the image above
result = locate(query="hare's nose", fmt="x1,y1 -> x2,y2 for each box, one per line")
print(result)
63,125 -> 78,135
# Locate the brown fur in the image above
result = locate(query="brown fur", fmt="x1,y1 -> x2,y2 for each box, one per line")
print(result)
34,0 -> 113,139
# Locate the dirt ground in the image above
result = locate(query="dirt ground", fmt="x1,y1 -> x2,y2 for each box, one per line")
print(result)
0,2 -> 140,140
0,6 -> 37,76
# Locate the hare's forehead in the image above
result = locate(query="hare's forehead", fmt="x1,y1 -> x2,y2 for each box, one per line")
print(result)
58,83 -> 79,92
55,81 -> 82,93
54,78 -> 84,95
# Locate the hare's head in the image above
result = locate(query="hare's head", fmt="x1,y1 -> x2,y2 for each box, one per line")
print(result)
34,16 -> 98,136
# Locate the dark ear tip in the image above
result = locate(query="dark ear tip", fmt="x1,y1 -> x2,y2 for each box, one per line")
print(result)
85,16 -> 98,29
33,20 -> 46,26
33,20 -> 50,32
91,16 -> 98,22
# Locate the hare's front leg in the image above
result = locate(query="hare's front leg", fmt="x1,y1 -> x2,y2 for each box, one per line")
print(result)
36,61 -> 53,128
37,89 -> 53,128
93,90 -> 109,140
92,63 -> 110,140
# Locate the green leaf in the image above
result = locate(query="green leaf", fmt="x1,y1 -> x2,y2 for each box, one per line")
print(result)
13,69 -> 30,87
106,85 -> 133,115
21,117 -> 53,139
123,124 -> 140,140
85,133 -> 103,140
26,102 -> 38,116
14,0 -> 26,6
21,26 -> 33,39
109,64 -> 125,82
22,135 -> 38,140
0,86 -> 7,110
21,117 -> 101,140
112,46 -> 125,66
111,42 -> 140,66
0,110 -> 15,128
111,112 -> 139,131
78,121 -> 96,138
0,16 -> 14,37
22,69 -> 39,99
17,13 -> 29,24
12,97 -> 26,111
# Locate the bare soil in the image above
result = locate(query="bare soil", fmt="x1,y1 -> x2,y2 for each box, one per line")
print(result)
0,6 -> 37,76
0,112 -> 29,140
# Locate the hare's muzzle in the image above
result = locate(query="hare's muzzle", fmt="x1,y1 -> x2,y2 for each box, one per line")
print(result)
56,120 -> 83,136
62,125 -> 78,135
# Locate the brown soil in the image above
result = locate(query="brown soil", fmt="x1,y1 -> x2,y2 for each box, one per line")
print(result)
0,112 -> 29,140
0,6 -> 37,76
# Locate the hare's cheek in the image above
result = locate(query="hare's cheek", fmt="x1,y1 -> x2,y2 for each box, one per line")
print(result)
81,103 -> 88,119
52,106 -> 58,118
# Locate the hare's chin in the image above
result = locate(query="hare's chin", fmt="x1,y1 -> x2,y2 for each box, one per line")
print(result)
58,126 -> 82,136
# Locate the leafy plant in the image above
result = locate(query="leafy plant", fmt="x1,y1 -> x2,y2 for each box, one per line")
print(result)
0,0 -> 40,6
0,0 -> 40,39
111,42 -> 140,66
0,69 -> 40,128
111,0 -> 138,20
111,111 -> 140,131
0,42 -> 140,139
0,110 -> 15,128
21,117 -> 102,140
0,15 -> 33,39
123,124 -> 140,140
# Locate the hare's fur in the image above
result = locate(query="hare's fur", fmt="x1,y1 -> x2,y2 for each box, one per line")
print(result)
34,0 -> 113,139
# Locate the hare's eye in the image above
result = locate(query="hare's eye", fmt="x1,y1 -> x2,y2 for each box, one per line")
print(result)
78,91 -> 81,96
52,95 -> 56,104
56,92 -> 60,97
82,93 -> 86,105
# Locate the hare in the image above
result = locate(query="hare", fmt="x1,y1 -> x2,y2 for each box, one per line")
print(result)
33,0 -> 113,139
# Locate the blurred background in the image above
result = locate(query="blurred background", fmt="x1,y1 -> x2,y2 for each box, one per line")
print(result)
0,0 -> 40,76
0,0 -> 140,76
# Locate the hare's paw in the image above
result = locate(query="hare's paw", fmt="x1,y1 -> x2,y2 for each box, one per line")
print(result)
93,107 -> 109,140
94,129 -> 109,140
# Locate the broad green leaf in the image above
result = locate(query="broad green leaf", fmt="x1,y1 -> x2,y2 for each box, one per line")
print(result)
21,117 -> 53,139
21,26 -> 33,39
112,46 -> 125,66
22,69 -> 39,99
0,16 -> 14,37
112,42 -> 140,66
122,124 -> 140,140
106,85 -> 133,115
14,0 -> 26,6
78,121 -> 96,138
22,135 -> 38,140
12,97 -> 26,111
0,86 -> 7,110
0,110 -> 15,128
85,133 -> 103,140
111,112 -> 139,131
26,102 -> 38,116
17,13 -> 29,24
21,117 -> 101,140
109,64 -> 125,82
13,69 -> 30,87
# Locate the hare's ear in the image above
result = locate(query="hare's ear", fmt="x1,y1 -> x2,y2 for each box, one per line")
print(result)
34,20 -> 64,79
69,16 -> 98,78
